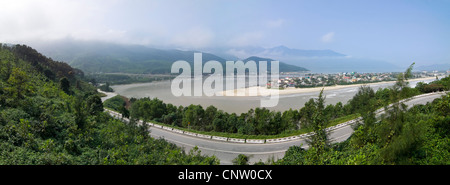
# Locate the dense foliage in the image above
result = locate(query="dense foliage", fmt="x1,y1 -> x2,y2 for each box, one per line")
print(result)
415,76 -> 450,93
4,43 -> 446,165
110,61 -> 449,165
98,82 -> 114,92
276,92 -> 449,165
0,44 -> 219,165
276,64 -> 449,165
115,76 -> 435,137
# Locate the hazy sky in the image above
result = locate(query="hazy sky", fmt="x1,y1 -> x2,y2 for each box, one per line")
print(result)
1,0 -> 449,67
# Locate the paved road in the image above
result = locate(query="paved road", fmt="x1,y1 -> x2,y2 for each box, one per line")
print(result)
101,90 -> 447,165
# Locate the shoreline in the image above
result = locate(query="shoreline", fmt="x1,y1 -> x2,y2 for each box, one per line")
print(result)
218,76 -> 438,97
98,89 -> 118,102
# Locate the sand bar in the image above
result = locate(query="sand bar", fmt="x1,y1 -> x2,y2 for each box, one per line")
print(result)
218,77 -> 438,97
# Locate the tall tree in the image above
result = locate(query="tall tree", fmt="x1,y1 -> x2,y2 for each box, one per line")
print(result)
5,68 -> 32,100
305,89 -> 330,153
203,105 -> 217,129
74,95 -> 86,129
349,85 -> 376,114
350,86 -> 378,148
377,63 -> 419,163
86,95 -> 104,115
393,62 -> 415,100
60,77 -> 70,95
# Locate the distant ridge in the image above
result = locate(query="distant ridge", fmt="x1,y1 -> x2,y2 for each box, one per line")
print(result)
33,40 -> 309,74
225,45 -> 403,73
243,56 -> 309,72
226,45 -> 347,59
266,45 -> 346,57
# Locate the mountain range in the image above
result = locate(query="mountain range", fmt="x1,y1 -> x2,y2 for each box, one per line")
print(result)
33,40 -> 309,74
225,45 -> 346,59
221,45 -> 405,73
32,39 -> 409,74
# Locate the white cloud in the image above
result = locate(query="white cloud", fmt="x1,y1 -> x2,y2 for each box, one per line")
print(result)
0,0 -> 109,43
0,0 -> 216,47
321,32 -> 335,43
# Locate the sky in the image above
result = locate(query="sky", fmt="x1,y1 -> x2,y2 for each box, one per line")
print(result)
1,0 -> 449,67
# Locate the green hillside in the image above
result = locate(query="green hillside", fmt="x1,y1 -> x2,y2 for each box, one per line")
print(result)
0,44 -> 219,164
36,41 -> 309,74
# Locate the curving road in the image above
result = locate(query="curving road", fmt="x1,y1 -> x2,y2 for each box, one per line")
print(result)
101,90 -> 447,165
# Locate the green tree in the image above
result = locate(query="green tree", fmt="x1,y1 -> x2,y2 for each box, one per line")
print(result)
232,154 -> 250,165
299,98 -> 317,128
99,82 -> 114,92
350,86 -> 378,147
119,106 -> 130,118
225,113 -> 238,133
392,62 -> 414,100
305,89 -> 330,153
415,81 -> 426,93
60,77 -> 71,95
349,85 -> 376,114
5,68 -> 33,100
282,109 -> 300,131
148,98 -> 166,121
375,63 -> 422,163
0,58 -> 13,81
103,95 -> 126,111
334,102 -> 344,117
212,111 -> 226,132
129,97 -> 166,122
203,105 -> 217,130
86,95 -> 104,115
182,104 -> 204,129
73,96 -> 86,129
0,44 -> 221,165
254,108 -> 272,135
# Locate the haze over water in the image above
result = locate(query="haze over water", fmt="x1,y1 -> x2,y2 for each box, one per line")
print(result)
111,78 -> 438,114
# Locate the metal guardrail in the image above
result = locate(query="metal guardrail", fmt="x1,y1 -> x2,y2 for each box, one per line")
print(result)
104,109 -> 357,144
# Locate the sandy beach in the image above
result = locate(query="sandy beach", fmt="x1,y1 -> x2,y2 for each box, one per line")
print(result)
218,77 -> 438,97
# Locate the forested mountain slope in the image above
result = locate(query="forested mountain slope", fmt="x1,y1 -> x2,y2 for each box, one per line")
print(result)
0,44 -> 219,164
35,41 -> 309,74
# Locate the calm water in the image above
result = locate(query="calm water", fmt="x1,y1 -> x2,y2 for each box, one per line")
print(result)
111,78 -> 438,114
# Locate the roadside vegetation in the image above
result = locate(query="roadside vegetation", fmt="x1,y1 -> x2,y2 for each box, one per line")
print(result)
108,62 -> 449,165
108,64 -> 448,140
276,82 -> 449,164
0,44 -> 219,165
1,43 -> 447,165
